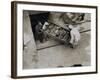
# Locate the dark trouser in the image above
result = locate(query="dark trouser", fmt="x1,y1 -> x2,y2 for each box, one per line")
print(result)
38,32 -> 44,43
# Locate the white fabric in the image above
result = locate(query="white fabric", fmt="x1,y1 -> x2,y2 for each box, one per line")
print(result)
69,25 -> 81,45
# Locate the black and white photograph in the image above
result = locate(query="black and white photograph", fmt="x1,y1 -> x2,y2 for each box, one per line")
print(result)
23,11 -> 91,69
11,1 -> 97,78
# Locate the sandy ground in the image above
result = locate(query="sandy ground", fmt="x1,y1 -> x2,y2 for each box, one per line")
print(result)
35,31 -> 91,68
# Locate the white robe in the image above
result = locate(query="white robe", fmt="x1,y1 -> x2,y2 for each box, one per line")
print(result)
69,25 -> 81,46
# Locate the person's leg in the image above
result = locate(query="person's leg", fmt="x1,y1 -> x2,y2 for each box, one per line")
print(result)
38,33 -> 44,43
69,31 -> 74,48
70,30 -> 74,44
74,31 -> 81,46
